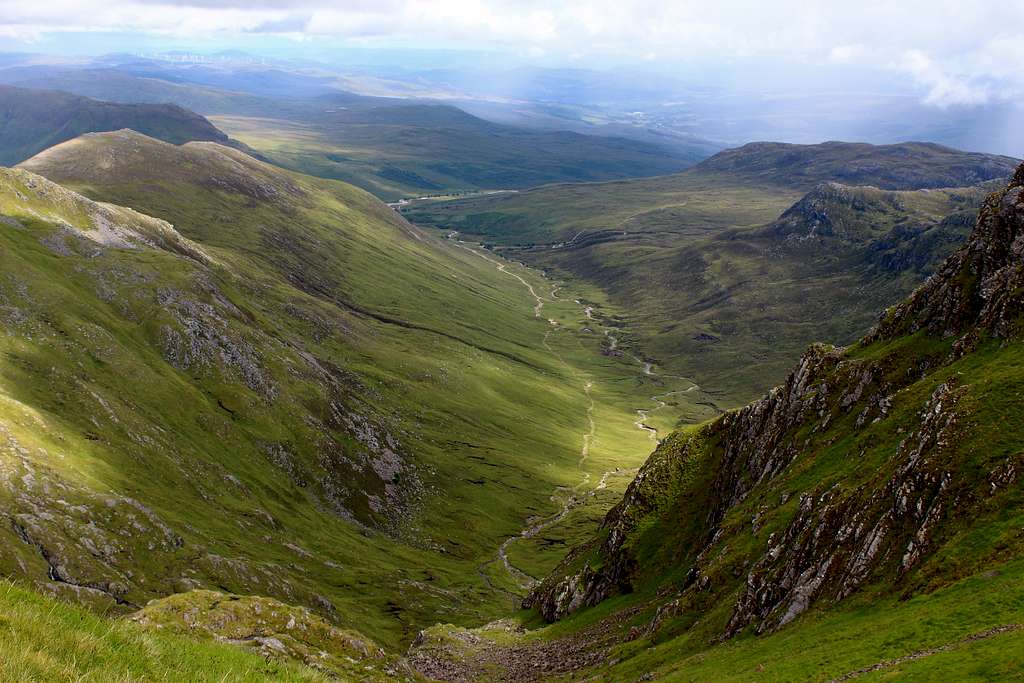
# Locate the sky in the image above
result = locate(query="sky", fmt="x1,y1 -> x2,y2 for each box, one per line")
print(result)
0,1 -> 1022,109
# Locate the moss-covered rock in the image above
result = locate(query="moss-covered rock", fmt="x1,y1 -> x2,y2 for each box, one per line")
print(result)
131,590 -> 405,680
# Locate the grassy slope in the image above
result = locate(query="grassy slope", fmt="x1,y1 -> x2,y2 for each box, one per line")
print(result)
401,143 -> 1019,406
1,132 -> 704,655
0,580 -> 326,682
0,85 -> 235,166
405,165 -> 1024,682
582,557 -> 1024,681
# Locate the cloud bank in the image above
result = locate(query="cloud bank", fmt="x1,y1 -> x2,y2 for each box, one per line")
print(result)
0,0 -> 1021,107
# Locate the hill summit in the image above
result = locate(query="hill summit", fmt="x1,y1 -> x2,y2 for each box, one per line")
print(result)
694,140 -> 1019,190
0,85 -> 238,166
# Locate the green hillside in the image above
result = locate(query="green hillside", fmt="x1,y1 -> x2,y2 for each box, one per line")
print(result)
0,580 -> 331,681
0,118 -> 1020,681
4,155 -> 1022,681
401,142 -> 1019,405
1,130 -> 699,661
0,85 -> 239,166
405,162 -> 1024,682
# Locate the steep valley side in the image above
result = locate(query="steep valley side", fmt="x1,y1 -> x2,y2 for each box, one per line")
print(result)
0,131 -> 706,663
405,162 -> 1024,681
1,134 -> 1022,682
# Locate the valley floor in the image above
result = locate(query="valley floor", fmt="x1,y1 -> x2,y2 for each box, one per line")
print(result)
440,236 -> 719,602
0,232 -> 723,682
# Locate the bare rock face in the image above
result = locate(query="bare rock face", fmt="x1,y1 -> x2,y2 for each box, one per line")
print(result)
725,379 -> 965,635
528,163 -> 1024,637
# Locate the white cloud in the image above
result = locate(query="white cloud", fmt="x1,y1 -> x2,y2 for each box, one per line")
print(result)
901,49 -> 992,108
828,44 -> 865,64
0,0 -> 1022,108
0,24 -> 43,42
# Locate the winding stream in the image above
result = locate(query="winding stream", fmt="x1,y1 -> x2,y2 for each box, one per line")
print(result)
451,236 -> 686,592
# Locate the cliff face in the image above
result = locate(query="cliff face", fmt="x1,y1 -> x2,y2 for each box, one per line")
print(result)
527,164 -> 1024,635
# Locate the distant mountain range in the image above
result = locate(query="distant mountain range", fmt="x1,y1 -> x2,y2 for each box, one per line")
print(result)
0,63 -> 721,199
0,85 -> 241,166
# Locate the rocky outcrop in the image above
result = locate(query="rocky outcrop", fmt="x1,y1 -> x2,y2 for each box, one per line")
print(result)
724,378 -> 967,634
528,163 -> 1024,638
764,182 -> 904,243
131,590 -> 403,680
156,283 -> 279,400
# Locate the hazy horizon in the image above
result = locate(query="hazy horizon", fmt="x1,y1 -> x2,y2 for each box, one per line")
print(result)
0,1 -> 1022,155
